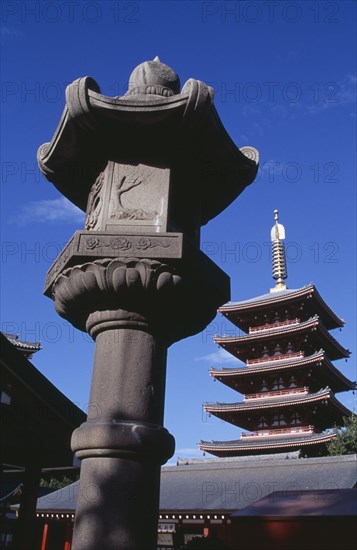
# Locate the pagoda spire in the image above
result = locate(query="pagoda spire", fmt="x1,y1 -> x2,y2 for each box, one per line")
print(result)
270,209 -> 288,292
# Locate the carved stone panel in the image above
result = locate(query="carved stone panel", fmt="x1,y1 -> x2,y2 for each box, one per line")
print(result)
85,162 -> 171,234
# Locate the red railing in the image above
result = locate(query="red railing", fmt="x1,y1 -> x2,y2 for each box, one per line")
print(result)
244,387 -> 308,401
241,425 -> 314,438
247,351 -> 304,366
249,318 -> 300,333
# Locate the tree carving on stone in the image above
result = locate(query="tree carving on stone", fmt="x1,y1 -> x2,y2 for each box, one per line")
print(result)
109,165 -> 158,221
85,172 -> 105,230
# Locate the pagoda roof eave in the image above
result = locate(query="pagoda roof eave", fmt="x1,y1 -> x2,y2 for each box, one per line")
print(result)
199,431 -> 336,453
214,316 -> 350,359
219,284 -> 344,329
210,351 -> 357,391
204,388 -> 352,416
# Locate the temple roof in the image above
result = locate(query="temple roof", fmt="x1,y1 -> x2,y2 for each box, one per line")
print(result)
210,350 -> 356,393
33,454 -> 357,514
0,332 -> 86,468
219,284 -> 344,331
199,431 -> 337,455
2,332 -> 41,358
215,316 -> 350,361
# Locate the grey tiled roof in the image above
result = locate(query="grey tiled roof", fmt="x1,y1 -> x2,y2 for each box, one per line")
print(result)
34,454 -> 357,513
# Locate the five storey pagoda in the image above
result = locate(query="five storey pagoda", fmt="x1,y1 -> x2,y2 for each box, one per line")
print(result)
200,211 -> 355,457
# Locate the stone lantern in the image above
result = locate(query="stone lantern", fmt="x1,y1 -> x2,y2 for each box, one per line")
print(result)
38,58 -> 258,550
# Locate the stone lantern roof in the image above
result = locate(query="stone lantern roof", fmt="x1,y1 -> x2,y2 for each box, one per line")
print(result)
38,58 -> 259,227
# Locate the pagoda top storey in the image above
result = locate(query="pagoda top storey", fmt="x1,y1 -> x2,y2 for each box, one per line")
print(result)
219,211 -> 344,332
219,284 -> 344,333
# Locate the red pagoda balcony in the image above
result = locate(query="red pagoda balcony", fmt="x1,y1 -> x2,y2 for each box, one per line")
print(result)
244,387 -> 309,401
249,318 -> 300,334
246,351 -> 304,366
241,425 -> 315,439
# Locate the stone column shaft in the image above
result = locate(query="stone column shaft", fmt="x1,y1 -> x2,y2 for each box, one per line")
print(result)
88,321 -> 167,424
72,458 -> 161,550
71,313 -> 173,550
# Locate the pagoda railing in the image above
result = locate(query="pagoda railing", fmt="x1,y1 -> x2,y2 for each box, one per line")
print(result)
246,351 -> 304,366
244,387 -> 309,401
241,425 -> 315,439
249,318 -> 300,333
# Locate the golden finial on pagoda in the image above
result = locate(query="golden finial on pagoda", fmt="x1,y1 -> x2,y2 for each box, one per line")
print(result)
270,209 -> 287,292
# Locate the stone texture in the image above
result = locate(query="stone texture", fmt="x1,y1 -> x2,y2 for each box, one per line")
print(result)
39,58 -> 259,550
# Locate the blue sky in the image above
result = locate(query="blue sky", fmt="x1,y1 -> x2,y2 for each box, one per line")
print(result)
1,0 -> 356,462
